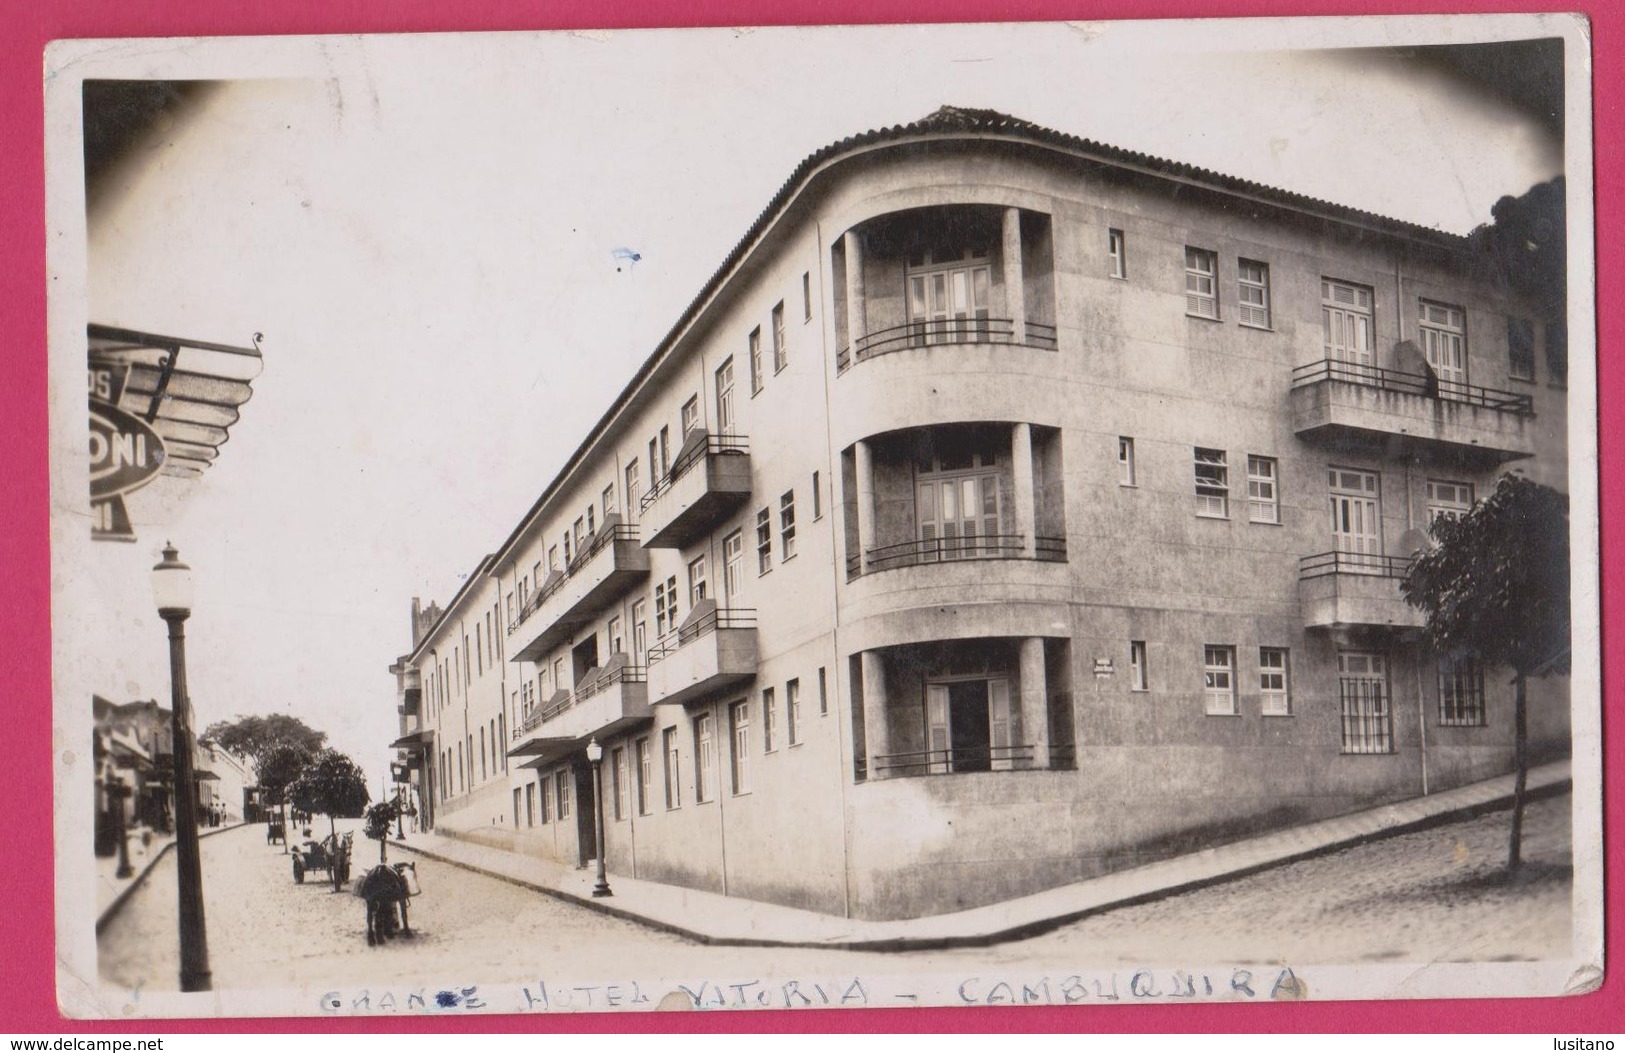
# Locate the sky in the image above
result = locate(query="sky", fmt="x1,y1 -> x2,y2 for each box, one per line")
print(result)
56,17 -> 1572,794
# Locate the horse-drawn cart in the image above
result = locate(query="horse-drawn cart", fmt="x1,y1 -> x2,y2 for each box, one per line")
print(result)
292,832 -> 352,884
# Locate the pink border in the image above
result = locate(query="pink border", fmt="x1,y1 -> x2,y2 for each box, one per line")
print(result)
6,0 -> 1617,1033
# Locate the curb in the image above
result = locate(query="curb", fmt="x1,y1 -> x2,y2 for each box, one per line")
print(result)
94,821 -> 251,936
394,776 -> 1572,952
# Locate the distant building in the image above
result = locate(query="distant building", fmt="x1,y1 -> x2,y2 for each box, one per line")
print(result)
391,107 -> 1570,919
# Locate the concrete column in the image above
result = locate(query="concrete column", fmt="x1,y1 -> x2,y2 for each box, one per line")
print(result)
1003,207 -> 1026,345
861,650 -> 892,778
1020,637 -> 1050,770
855,439 -> 877,573
1012,422 -> 1035,557
844,229 -> 866,357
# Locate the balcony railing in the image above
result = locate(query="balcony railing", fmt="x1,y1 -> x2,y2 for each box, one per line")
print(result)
1299,550 -> 1414,581
639,434 -> 751,513
646,606 -> 758,667
847,534 -> 1067,580
1290,360 -> 1533,416
573,662 -> 647,704
510,522 -> 642,633
836,318 -> 1058,373
872,744 -> 1037,776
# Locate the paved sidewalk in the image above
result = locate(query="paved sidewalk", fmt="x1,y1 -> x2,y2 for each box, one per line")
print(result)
394,760 -> 1570,952
96,821 -> 251,933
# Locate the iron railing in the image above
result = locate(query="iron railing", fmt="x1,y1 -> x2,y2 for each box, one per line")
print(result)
645,607 -> 758,667
638,433 -> 751,513
1299,550 -> 1414,581
1338,683 -> 1394,755
836,318 -> 1059,373
1291,359 -> 1534,415
872,744 -> 1037,776
510,523 -> 641,632
847,534 -> 1067,579
573,663 -> 647,705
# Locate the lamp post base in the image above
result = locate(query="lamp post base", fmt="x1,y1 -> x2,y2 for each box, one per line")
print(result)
591,881 -> 613,898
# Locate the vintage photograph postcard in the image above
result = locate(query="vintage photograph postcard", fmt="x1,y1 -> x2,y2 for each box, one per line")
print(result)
47,13 -> 1601,1020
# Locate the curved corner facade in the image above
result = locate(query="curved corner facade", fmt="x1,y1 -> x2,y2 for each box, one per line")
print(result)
388,109 -> 1570,921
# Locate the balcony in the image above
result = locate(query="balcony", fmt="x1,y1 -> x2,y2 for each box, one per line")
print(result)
509,520 -> 648,663
1290,360 -> 1536,460
534,657 -> 651,742
1299,551 -> 1426,631
397,687 -> 421,718
508,689 -> 576,761
836,318 -> 1058,373
638,433 -> 752,549
847,534 -> 1066,581
646,602 -> 758,707
872,743 -> 1039,776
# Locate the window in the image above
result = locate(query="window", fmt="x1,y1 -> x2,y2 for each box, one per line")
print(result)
681,395 -> 700,435
556,769 -> 572,821
729,701 -> 751,795
780,490 -> 797,559
694,713 -> 716,803
573,517 -> 587,561
611,747 -> 627,819
635,737 -> 652,815
607,616 -> 624,656
812,470 -> 822,520
479,727 -> 486,779
603,483 -> 616,519
1419,300 -> 1468,395
1338,651 -> 1392,753
1329,468 -> 1382,563
916,434 -> 1000,558
562,532 -> 572,568
688,555 -> 708,606
1322,279 -> 1374,367
1259,648 -> 1290,716
1247,456 -> 1279,524
1237,259 -> 1270,328
525,783 -> 536,827
749,327 -> 764,394
586,505 -> 595,538
659,426 -> 670,478
654,576 -> 678,638
907,247 -> 992,344
552,656 -> 565,694
631,599 -> 647,663
1118,436 -> 1136,487
1194,448 -> 1229,518
715,357 -> 736,434
647,440 -> 659,490
1203,646 -> 1236,715
818,666 -> 828,715
1439,655 -> 1486,726
625,460 -> 641,512
756,507 -> 772,574
762,686 -> 777,752
925,677 -> 1013,772
662,727 -> 681,809
787,678 -> 802,745
1185,247 -> 1218,318
1129,641 -> 1147,691
1426,480 -> 1474,526
539,776 -> 550,823
802,272 -> 813,322
1507,318 -> 1536,381
1108,228 -> 1126,279
772,301 -> 788,372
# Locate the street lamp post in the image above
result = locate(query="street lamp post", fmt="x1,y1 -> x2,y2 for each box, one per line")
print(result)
584,739 -> 612,898
108,775 -> 134,880
152,543 -> 211,993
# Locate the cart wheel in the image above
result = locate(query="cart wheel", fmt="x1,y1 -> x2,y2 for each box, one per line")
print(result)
293,858 -> 305,883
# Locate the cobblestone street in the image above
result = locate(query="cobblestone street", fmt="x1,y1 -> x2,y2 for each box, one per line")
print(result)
98,794 -> 1573,1000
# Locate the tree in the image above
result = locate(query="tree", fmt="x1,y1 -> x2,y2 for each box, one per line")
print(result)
1467,177 -> 1566,384
289,749 -> 371,891
202,714 -> 327,769
258,742 -> 313,855
1401,475 -> 1570,868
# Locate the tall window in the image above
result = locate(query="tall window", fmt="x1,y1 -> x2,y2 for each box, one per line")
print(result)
687,555 -> 708,607
722,530 -> 744,607
538,775 -> 550,822
662,727 -> 680,809
802,271 -> 813,321
1203,646 -> 1236,715
756,507 -> 772,574
1426,480 -> 1474,526
1507,318 -> 1536,381
1439,655 -> 1486,726
1185,247 -> 1218,319
603,483 -> 616,519
1118,436 -> 1136,487
1247,456 -> 1279,524
681,395 -> 701,435
625,459 -> 641,512
648,437 -> 660,491
555,769 -> 571,821
916,435 -> 1000,558
1329,468 -> 1381,563
729,701 -> 751,795
525,783 -> 536,827
611,746 -> 627,820
1419,300 -> 1467,395
907,247 -> 991,345
1194,448 -> 1229,518
1322,279 -> 1374,367
772,301 -> 788,372
659,426 -> 670,478
715,357 -> 736,434
630,599 -> 647,663
811,470 -> 822,520
749,327 -> 764,394
1108,228 -> 1126,279
607,615 -> 624,656
1129,641 -> 1147,691
654,576 -> 678,637
786,678 -> 802,745
1237,259 -> 1270,328
694,713 -> 716,803
924,677 -> 1012,773
1338,651 -> 1392,753
762,686 -> 777,752
1259,647 -> 1290,716
818,666 -> 828,715
635,737 -> 652,815
780,490 -> 797,559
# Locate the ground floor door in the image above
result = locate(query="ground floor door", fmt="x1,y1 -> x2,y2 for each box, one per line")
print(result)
574,762 -> 597,867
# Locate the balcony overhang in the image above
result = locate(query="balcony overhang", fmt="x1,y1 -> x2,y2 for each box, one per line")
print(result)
509,522 -> 648,664
1299,552 -> 1427,632
647,605 -> 758,707
542,662 -> 652,742
639,433 -> 752,549
1290,362 -> 1536,462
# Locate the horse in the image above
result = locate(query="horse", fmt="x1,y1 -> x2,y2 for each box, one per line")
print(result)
356,862 -> 416,946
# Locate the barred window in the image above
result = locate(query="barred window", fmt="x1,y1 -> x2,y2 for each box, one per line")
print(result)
1439,655 -> 1486,726
1338,651 -> 1393,754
